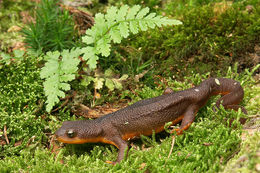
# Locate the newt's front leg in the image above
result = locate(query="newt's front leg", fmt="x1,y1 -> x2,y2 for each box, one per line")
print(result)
106,136 -> 129,165
171,105 -> 198,135
214,93 -> 247,114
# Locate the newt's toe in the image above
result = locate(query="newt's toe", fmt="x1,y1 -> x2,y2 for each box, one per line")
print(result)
105,160 -> 118,165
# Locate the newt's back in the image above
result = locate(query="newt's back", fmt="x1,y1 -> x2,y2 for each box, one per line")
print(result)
101,91 -> 192,138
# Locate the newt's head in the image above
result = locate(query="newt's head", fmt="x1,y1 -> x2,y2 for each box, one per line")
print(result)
55,120 -> 103,144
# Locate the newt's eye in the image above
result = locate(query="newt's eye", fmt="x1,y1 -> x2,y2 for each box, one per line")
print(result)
67,129 -> 75,138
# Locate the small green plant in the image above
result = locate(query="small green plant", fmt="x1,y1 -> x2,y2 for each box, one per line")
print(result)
22,0 -> 77,54
81,68 -> 128,91
0,49 -> 24,66
41,5 -> 182,112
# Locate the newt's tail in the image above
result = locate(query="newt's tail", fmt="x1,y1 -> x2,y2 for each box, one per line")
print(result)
207,78 -> 247,114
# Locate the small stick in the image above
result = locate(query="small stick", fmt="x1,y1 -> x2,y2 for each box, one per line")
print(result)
167,135 -> 175,159
51,99 -> 69,112
4,125 -> 9,144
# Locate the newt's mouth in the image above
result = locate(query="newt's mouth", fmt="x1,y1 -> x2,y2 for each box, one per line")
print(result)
56,136 -> 89,144
55,135 -> 119,148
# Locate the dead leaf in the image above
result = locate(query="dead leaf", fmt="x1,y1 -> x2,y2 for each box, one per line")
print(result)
0,138 -> 7,146
238,155 -> 248,163
20,11 -> 35,24
73,102 -> 128,118
256,163 -> 260,172
14,140 -> 22,147
203,142 -> 213,146
185,153 -> 191,159
12,42 -> 27,51
139,163 -> 146,170
7,26 -> 21,32
213,1 -> 233,15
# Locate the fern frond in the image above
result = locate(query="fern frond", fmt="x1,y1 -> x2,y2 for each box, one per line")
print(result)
81,5 -> 182,68
40,5 -> 182,112
40,49 -> 81,112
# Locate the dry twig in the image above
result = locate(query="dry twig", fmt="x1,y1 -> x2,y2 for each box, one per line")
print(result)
3,125 -> 9,144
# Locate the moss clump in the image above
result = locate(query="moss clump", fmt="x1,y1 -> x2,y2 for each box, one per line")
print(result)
0,56 -> 45,156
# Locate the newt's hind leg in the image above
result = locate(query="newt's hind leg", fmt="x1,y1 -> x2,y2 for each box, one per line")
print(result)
214,92 -> 247,114
171,105 -> 198,135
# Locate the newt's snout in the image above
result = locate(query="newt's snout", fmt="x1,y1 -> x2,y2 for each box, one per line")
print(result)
55,127 -> 66,138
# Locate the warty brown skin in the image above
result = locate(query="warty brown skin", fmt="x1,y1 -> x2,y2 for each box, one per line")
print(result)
55,78 -> 247,164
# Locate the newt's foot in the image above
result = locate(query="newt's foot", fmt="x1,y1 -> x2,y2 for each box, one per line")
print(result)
170,128 -> 183,135
105,160 -> 118,165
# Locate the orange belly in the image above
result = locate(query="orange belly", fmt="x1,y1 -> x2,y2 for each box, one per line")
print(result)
122,115 -> 184,141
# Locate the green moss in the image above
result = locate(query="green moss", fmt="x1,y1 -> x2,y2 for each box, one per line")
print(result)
0,56 -> 45,156
222,133 -> 260,173
109,0 -> 260,80
0,0 -> 34,51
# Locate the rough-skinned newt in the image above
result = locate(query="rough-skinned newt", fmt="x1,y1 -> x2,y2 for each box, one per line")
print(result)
55,78 -> 247,164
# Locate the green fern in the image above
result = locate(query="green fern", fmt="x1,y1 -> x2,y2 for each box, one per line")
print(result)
81,4 -> 182,69
40,48 -> 81,112
41,5 -> 182,112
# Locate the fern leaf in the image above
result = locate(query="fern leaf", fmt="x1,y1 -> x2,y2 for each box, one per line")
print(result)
82,46 -> 96,61
82,46 -> 99,69
153,16 -> 163,27
110,27 -> 122,43
87,55 -> 99,69
164,18 -> 183,25
40,5 -> 183,112
119,22 -> 129,38
40,51 -> 60,79
105,6 -> 118,22
129,21 -> 139,34
126,5 -> 141,20
83,29 -> 95,44
96,36 -> 111,57
60,74 -> 75,82
136,7 -> 149,19
145,12 -> 156,19
41,49 -> 81,112
116,5 -> 129,22
59,83 -> 71,91
104,68 -> 114,77
139,21 -> 148,31
112,79 -> 123,90
43,75 -> 61,112
81,5 -> 182,71
95,13 -> 106,32
61,49 -> 80,73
